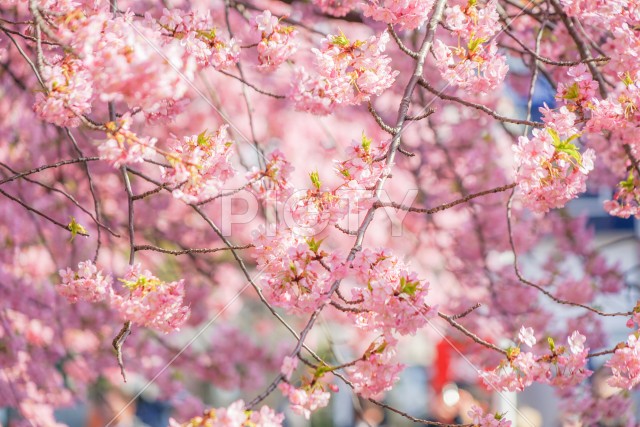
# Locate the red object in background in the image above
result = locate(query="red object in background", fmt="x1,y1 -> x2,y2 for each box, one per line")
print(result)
433,339 -> 453,394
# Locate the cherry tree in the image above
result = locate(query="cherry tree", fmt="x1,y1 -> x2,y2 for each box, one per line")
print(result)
1,0 -> 640,425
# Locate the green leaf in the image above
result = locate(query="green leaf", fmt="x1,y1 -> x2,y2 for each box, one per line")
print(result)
361,132 -> 372,153
547,336 -> 556,352
399,276 -> 419,296
620,172 -> 635,191
196,130 -> 210,147
331,30 -> 350,47
306,237 -> 324,253
67,217 -> 88,241
506,346 -> 520,359
467,35 -> 487,54
622,71 -> 634,87
562,82 -> 580,100
310,170 -> 321,189
547,128 -> 562,145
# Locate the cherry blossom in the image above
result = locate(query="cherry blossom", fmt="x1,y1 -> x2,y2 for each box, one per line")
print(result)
110,264 -> 190,333
280,355 -> 298,380
57,260 -> 112,303
6,0 -> 640,424
291,31 -> 398,114
98,113 -> 158,167
161,125 -> 236,204
157,8 -> 240,70
311,0 -> 360,17
468,405 -> 511,427
170,400 -> 284,426
253,11 -> 298,72
433,0 -> 508,94
33,56 -> 93,128
252,228 -> 338,314
606,333 -> 640,390
513,128 -> 595,213
346,338 -> 404,398
361,0 -> 435,30
518,326 -> 536,348
278,382 -> 331,419
347,248 -> 433,336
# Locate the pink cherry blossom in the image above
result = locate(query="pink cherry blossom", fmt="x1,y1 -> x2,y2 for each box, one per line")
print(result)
110,264 -> 190,333
513,128 -> 595,213
312,0 -> 360,17
57,260 -> 111,303
170,400 -> 284,426
361,0 -> 435,30
468,405 -> 511,427
278,382 -> 331,419
433,0 -> 508,94
291,31 -> 398,114
252,227 -> 339,314
246,149 -> 295,203
98,113 -> 158,167
346,338 -> 404,398
157,8 -> 240,70
606,333 -> 640,390
33,55 -> 93,128
347,248 -> 433,336
280,355 -> 298,380
253,11 -> 298,72
518,326 -> 536,348
161,125 -> 236,204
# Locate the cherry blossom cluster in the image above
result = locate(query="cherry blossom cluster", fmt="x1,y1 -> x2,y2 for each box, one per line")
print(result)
311,0 -> 360,17
98,113 -> 158,167
57,260 -> 111,303
468,405 -> 511,427
346,248 -> 433,336
157,8 -> 240,70
9,0 -> 640,424
482,327 -> 591,392
433,0 -> 508,94
336,134 -> 390,191
287,171 -> 350,232
161,125 -> 236,204
345,337 -> 404,398
56,261 -> 189,334
33,56 -> 93,128
556,64 -> 599,110
278,381 -> 332,420
252,228 -> 340,314
253,11 -> 298,72
605,332 -> 640,390
361,0 -> 435,30
111,264 -> 190,333
291,31 -> 398,115
169,400 -> 284,426
604,173 -> 640,219
277,355 -> 335,419
513,127 -> 595,213
58,11 -> 196,118
560,388 -> 636,426
246,149 -> 295,202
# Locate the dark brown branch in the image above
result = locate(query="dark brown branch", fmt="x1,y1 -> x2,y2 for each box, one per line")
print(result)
387,24 -> 419,59
419,79 -> 545,128
377,183 -> 516,214
217,70 -> 286,99
506,188 -> 633,317
0,187 -> 89,236
438,311 -> 507,355
133,244 -> 252,255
